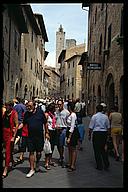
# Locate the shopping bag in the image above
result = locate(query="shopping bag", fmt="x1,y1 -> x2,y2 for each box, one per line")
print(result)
43,138 -> 52,154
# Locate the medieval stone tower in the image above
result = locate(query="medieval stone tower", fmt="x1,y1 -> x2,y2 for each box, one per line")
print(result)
56,24 -> 65,71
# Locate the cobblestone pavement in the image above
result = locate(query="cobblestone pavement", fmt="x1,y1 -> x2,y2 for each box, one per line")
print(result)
2,117 -> 123,188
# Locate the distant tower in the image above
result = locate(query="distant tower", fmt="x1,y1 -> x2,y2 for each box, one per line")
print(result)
56,24 -> 65,70
66,39 -> 76,49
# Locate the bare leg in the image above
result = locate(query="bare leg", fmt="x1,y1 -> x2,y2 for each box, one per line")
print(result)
29,152 -> 35,170
112,135 -> 119,157
70,147 -> 77,169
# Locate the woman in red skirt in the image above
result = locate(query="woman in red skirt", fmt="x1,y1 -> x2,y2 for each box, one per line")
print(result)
2,101 -> 18,178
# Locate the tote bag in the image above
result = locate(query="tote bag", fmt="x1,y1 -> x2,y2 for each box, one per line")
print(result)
43,138 -> 52,154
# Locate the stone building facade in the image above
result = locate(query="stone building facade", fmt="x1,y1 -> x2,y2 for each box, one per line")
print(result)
2,4 -> 28,102
2,4 -> 48,102
44,66 -> 60,98
59,43 -> 86,101
81,3 -> 123,114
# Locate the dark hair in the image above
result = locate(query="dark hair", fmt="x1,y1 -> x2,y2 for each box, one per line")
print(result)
114,105 -> 118,112
68,102 -> 75,111
96,104 -> 103,112
5,101 -> 14,107
46,102 -> 55,113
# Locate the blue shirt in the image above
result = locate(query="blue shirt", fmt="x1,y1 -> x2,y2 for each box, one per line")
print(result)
13,103 -> 26,124
89,112 -> 110,132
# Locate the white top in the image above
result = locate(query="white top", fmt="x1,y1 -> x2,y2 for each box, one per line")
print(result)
55,108 -> 70,128
66,112 -> 77,133
47,115 -> 54,131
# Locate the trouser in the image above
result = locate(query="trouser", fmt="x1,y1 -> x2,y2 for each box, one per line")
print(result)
3,128 -> 13,167
92,131 -> 109,169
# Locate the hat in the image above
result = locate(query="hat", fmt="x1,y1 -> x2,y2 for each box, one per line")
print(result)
100,103 -> 107,107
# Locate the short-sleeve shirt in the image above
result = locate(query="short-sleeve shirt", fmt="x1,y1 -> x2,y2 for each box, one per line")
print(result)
55,108 -> 70,128
23,107 -> 47,137
89,112 -> 110,132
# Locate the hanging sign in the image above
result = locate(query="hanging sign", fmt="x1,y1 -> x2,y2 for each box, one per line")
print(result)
87,63 -> 102,70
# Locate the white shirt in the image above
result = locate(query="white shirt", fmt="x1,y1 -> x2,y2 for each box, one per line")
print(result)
89,112 -> 110,131
55,108 -> 70,128
66,112 -> 77,133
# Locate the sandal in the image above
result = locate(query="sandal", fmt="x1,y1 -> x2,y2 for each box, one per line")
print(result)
67,167 -> 76,172
15,158 -> 24,165
49,162 -> 56,167
44,165 -> 51,170
2,172 -> 8,178
2,168 -> 9,178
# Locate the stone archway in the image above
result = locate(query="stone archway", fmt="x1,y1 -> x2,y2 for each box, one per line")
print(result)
105,73 -> 115,111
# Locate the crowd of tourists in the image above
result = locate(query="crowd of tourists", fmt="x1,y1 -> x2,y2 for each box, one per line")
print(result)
2,96 -> 123,178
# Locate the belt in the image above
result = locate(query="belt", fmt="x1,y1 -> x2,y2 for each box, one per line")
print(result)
58,127 -> 66,130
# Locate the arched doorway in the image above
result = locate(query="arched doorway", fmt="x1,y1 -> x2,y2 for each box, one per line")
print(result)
105,73 -> 115,111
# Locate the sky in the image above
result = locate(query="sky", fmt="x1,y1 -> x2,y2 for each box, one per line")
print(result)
31,3 -> 89,67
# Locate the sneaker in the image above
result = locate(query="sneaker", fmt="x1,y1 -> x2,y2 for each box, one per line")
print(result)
26,170 -> 35,178
39,166 -> 47,172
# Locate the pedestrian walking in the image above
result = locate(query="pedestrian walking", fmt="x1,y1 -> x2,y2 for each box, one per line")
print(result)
13,97 -> 26,151
109,105 -> 123,161
88,104 -> 110,170
2,101 -> 19,178
74,98 -> 82,124
44,102 -> 57,170
55,99 -> 70,167
66,102 -> 80,171
20,100 -> 49,177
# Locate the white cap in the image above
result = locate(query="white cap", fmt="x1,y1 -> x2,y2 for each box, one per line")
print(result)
100,103 -> 107,107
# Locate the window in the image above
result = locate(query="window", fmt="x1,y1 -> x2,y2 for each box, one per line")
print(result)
108,24 -> 112,49
95,7 -> 97,24
99,34 -> 102,55
68,78 -> 69,87
14,30 -> 17,49
120,9 -> 123,36
18,37 -> 20,55
31,58 -> 33,69
31,30 -> 34,42
25,48 -> 27,62
72,77 -> 74,86
35,62 -> 37,73
93,47 -> 95,61
68,63 -> 70,68
5,25 -> 8,33
101,3 -> 104,10
73,61 -> 74,68
20,78 -> 22,88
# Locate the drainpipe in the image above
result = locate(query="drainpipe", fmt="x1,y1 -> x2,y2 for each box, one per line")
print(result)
102,3 -> 107,104
102,3 -> 107,72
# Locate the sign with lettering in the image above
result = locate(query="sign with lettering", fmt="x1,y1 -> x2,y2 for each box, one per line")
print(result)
87,63 -> 102,70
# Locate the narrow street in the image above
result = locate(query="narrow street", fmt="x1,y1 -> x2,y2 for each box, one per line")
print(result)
3,117 -> 123,188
